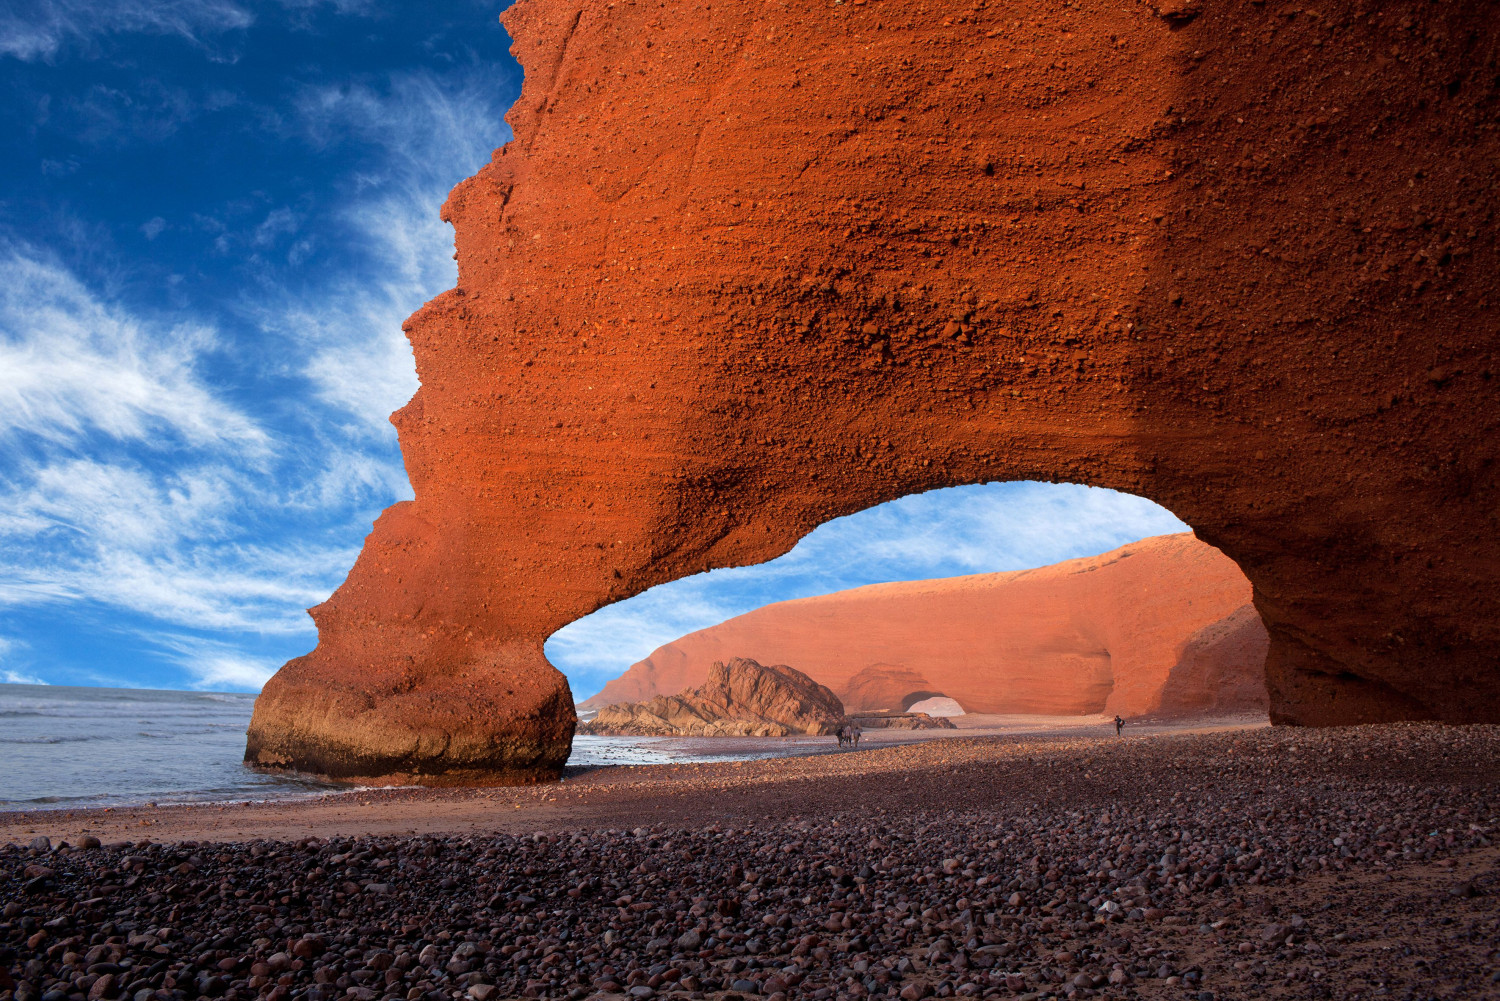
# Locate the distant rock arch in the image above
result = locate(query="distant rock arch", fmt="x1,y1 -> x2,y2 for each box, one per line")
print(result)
899,691 -> 948,712
246,0 -> 1500,783
904,697 -> 966,718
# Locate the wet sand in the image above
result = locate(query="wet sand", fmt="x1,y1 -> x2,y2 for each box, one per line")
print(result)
0,716 -> 1267,845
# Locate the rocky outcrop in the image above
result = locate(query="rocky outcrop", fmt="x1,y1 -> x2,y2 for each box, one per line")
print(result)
248,0 -> 1500,781
582,534 -> 1267,719
1157,605 -> 1273,717
849,712 -> 957,731
579,658 -> 844,737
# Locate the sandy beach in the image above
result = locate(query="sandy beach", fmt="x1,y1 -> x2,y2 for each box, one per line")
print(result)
5,720 -> 1499,1001
1,716 -> 1266,845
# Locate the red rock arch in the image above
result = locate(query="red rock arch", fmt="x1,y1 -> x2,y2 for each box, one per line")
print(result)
246,0 -> 1500,783
899,693 -> 949,713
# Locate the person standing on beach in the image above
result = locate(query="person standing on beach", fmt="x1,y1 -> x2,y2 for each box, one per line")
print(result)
1113,715 -> 1124,736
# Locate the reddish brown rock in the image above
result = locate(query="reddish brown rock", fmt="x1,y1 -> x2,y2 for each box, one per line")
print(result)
582,534 -> 1267,719
247,0 -> 1500,782
848,712 -> 958,731
580,657 -> 845,737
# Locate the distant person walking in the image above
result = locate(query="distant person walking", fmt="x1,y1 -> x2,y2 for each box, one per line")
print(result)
1113,715 -> 1124,736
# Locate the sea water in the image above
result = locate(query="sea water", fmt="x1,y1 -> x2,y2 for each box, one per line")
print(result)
0,684 -> 340,811
0,684 -> 840,811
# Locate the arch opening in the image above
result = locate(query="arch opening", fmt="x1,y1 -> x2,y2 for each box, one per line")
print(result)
548,481 -> 1270,735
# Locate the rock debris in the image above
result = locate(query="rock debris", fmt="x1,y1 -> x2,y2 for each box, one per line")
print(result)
7,725 -> 1500,1001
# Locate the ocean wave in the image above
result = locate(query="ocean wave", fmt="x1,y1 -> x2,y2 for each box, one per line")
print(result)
0,792 -> 116,807
0,734 -> 105,744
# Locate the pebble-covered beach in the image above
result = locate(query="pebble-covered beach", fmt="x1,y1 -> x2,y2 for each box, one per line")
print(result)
4,725 -> 1498,1001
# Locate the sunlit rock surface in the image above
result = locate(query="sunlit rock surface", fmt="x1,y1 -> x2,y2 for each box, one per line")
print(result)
582,534 -> 1268,719
248,0 -> 1500,782
579,657 -> 845,737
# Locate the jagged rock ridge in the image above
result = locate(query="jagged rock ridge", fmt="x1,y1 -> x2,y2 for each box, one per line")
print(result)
579,658 -> 845,737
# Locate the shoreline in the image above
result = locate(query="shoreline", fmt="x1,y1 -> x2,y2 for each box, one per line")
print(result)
0,715 -> 1268,836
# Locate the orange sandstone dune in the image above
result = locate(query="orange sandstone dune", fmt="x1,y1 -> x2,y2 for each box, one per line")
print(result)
581,533 -> 1268,719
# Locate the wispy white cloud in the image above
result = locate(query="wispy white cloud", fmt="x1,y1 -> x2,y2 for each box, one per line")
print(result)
277,69 -> 512,434
0,246 -> 267,451
547,583 -> 746,698
2,670 -> 48,685
2,6 -> 514,693
0,66 -> 510,688
0,0 -> 386,64
0,637 -> 46,685
0,245 -> 367,662
0,453 -> 357,633
0,0 -> 254,62
252,206 -> 300,248
548,482 -> 1192,700
158,636 -> 281,691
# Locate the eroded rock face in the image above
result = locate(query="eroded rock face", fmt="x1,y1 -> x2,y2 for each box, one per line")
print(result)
849,712 -> 958,731
580,658 -> 845,737
248,0 -> 1500,781
582,534 -> 1267,719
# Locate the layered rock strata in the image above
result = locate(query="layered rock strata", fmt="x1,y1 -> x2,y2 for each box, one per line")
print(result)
848,712 -> 958,731
579,658 -> 845,737
248,0 -> 1500,781
583,534 -> 1267,719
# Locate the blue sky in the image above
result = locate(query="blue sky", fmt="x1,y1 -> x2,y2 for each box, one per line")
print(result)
0,0 -> 517,689
0,1 -> 1189,696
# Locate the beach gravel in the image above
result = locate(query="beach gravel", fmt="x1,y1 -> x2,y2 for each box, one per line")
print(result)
4,724 -> 1500,1000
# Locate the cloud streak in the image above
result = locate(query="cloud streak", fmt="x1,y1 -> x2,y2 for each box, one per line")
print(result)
157,636 -> 283,691
0,637 -> 47,685
281,69 -> 514,434
0,246 -> 366,673
0,0 -> 254,62
0,52 -> 515,688
0,247 -> 267,451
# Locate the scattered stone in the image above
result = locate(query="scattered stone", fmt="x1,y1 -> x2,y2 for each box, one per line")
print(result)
4,725 -> 1499,1000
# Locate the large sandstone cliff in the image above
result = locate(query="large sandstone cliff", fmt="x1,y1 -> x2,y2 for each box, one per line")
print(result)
580,657 -> 845,737
581,534 -> 1268,718
247,0 -> 1500,783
